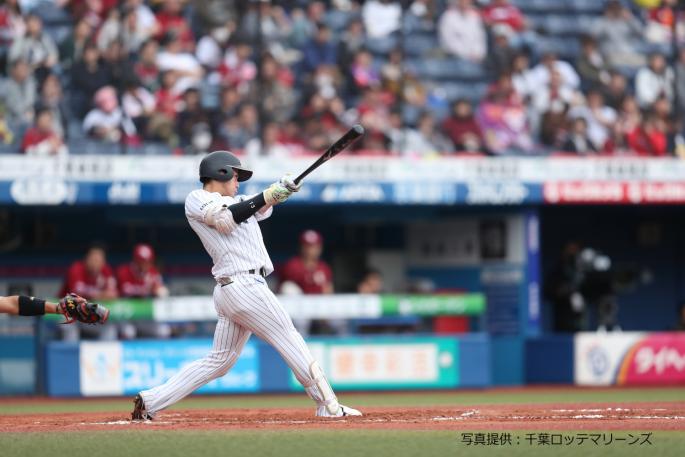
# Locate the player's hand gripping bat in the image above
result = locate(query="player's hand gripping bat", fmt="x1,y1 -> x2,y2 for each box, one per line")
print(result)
293,124 -> 365,185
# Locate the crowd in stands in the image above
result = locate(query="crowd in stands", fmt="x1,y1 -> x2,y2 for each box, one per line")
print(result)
0,0 -> 684,157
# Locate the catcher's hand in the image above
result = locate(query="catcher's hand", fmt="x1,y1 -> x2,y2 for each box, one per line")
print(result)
58,293 -> 110,324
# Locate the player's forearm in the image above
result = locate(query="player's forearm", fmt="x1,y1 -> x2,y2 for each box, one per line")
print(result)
0,296 -> 61,315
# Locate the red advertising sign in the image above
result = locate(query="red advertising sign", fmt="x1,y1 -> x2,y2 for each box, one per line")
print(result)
544,182 -> 685,204
617,333 -> 685,385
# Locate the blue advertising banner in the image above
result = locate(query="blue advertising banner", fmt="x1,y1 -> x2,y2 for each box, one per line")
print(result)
0,180 -> 544,206
121,340 -> 259,395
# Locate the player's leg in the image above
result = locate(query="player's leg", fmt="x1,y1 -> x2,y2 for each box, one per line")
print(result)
135,313 -> 251,418
221,278 -> 361,417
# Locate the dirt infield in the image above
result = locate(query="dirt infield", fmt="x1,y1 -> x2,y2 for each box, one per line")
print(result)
1,402 -> 683,433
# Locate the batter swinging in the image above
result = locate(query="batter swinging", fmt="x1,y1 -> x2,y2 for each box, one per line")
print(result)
131,151 -> 361,420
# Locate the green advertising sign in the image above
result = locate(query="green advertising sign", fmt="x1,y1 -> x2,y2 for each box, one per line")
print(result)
381,294 -> 485,316
44,299 -> 154,322
289,336 -> 460,391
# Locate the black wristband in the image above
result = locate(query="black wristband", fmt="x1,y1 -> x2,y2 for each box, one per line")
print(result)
226,193 -> 267,224
18,296 -> 46,316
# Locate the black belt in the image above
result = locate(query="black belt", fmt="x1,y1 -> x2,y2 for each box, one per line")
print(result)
248,267 -> 267,277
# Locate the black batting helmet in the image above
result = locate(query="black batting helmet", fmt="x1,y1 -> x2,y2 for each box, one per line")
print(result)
198,150 -> 253,183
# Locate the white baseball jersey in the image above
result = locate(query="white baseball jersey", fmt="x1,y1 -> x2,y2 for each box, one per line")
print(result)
138,187 -> 340,417
184,189 -> 274,279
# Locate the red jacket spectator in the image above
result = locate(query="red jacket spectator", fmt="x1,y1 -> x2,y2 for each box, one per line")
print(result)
116,244 -> 167,298
280,230 -> 333,294
155,0 -> 194,49
626,119 -> 669,156
482,0 -> 526,32
60,245 -> 118,300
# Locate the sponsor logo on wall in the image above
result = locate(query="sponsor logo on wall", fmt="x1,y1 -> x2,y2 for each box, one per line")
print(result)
574,332 -> 685,386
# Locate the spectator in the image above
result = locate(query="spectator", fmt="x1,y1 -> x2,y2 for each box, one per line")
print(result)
96,6 -> 123,53
102,40 -> 129,91
442,99 -> 483,153
561,117 -> 597,155
210,84 -> 242,136
0,0 -> 26,55
576,35 -> 610,91
626,111 -> 669,156
511,52 -> 534,101
70,43 -> 111,118
134,39 -> 161,92
119,5 -> 154,54
0,58 -> 36,124
350,49 -> 380,92
176,87 -> 211,147
251,54 -> 297,124
486,24 -> 516,78
476,73 -> 533,154
301,23 -> 337,75
156,31 -> 204,94
569,90 -> 617,151
121,76 -> 155,138
59,18 -> 92,71
615,95 -> 643,140
635,53 -> 674,109
438,0 -> 487,63
592,0 -> 644,67
244,121 -> 292,158
362,0 -> 401,39
116,243 -> 168,298
154,0 -> 194,51
644,0 -> 684,45
405,0 -> 439,33
218,102 -> 259,150
602,71 -> 630,111
482,0 -> 534,52
677,47 -> 685,114
196,21 -> 234,71
8,13 -> 58,80
37,73 -> 68,138
217,41 -> 256,93
393,111 -> 452,156
59,243 -> 118,300
124,0 -> 158,39
337,18 -> 365,71
83,85 -> 136,143
529,69 -> 576,132
149,71 -> 182,144
357,268 -> 384,294
381,48 -> 403,96
526,52 -> 580,94
21,107 -> 67,156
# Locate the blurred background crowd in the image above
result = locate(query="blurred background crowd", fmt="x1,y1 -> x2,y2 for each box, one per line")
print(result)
1,0 -> 685,157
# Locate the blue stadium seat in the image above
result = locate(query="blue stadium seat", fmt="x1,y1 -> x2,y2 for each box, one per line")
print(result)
569,0 -> 605,14
402,33 -> 438,57
536,36 -> 581,60
407,58 -> 487,82
436,82 -> 488,103
324,10 -> 353,32
365,34 -> 399,56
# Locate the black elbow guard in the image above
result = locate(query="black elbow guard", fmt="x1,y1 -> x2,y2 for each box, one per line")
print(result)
18,296 -> 46,316
227,193 -> 267,224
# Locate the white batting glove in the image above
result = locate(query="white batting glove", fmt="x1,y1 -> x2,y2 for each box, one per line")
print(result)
263,182 -> 292,205
280,174 -> 302,192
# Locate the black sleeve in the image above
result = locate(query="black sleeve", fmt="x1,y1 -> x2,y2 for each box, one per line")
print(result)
226,193 -> 267,224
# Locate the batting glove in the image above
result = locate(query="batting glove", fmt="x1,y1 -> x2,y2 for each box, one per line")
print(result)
280,174 -> 302,192
263,182 -> 292,205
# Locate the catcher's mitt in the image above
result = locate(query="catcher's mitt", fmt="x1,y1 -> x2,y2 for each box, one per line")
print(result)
59,293 -> 110,324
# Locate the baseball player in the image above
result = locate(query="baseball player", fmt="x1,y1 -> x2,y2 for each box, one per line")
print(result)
0,293 -> 109,324
131,150 -> 361,420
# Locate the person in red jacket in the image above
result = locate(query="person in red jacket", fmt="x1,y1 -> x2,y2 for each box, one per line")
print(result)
442,99 -> 483,153
60,244 -> 118,301
626,112 -> 669,156
116,243 -> 168,298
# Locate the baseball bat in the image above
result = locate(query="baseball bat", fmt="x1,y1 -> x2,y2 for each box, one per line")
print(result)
293,124 -> 365,184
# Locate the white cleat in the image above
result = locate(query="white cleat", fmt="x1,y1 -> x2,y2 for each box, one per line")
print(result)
316,404 -> 363,417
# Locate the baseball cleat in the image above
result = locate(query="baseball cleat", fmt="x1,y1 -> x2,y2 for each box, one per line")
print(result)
316,404 -> 363,417
131,394 -> 152,421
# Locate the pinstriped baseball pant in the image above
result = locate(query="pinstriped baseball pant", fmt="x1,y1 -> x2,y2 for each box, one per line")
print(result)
139,274 -> 326,416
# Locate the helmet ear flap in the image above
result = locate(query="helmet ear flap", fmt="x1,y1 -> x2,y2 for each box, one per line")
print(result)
218,167 -> 235,180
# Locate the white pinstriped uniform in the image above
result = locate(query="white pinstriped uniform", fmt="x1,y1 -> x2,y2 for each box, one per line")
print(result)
138,189 -> 330,416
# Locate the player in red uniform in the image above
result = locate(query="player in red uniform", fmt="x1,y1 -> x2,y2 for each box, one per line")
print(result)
280,230 -> 333,294
280,230 -> 337,334
60,244 -> 118,300
116,244 -> 168,298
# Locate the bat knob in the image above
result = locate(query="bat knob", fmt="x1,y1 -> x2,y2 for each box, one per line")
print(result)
352,124 -> 365,136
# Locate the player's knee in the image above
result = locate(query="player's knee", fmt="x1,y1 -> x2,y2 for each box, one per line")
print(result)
205,351 -> 238,380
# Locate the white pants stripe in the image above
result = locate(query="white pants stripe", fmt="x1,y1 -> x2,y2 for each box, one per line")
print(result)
140,274 -> 327,416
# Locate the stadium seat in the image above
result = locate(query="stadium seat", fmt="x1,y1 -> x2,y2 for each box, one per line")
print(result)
536,36 -> 581,60
406,58 -> 487,82
435,82 -> 488,103
402,33 -> 439,57
365,34 -> 399,56
324,10 -> 353,32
